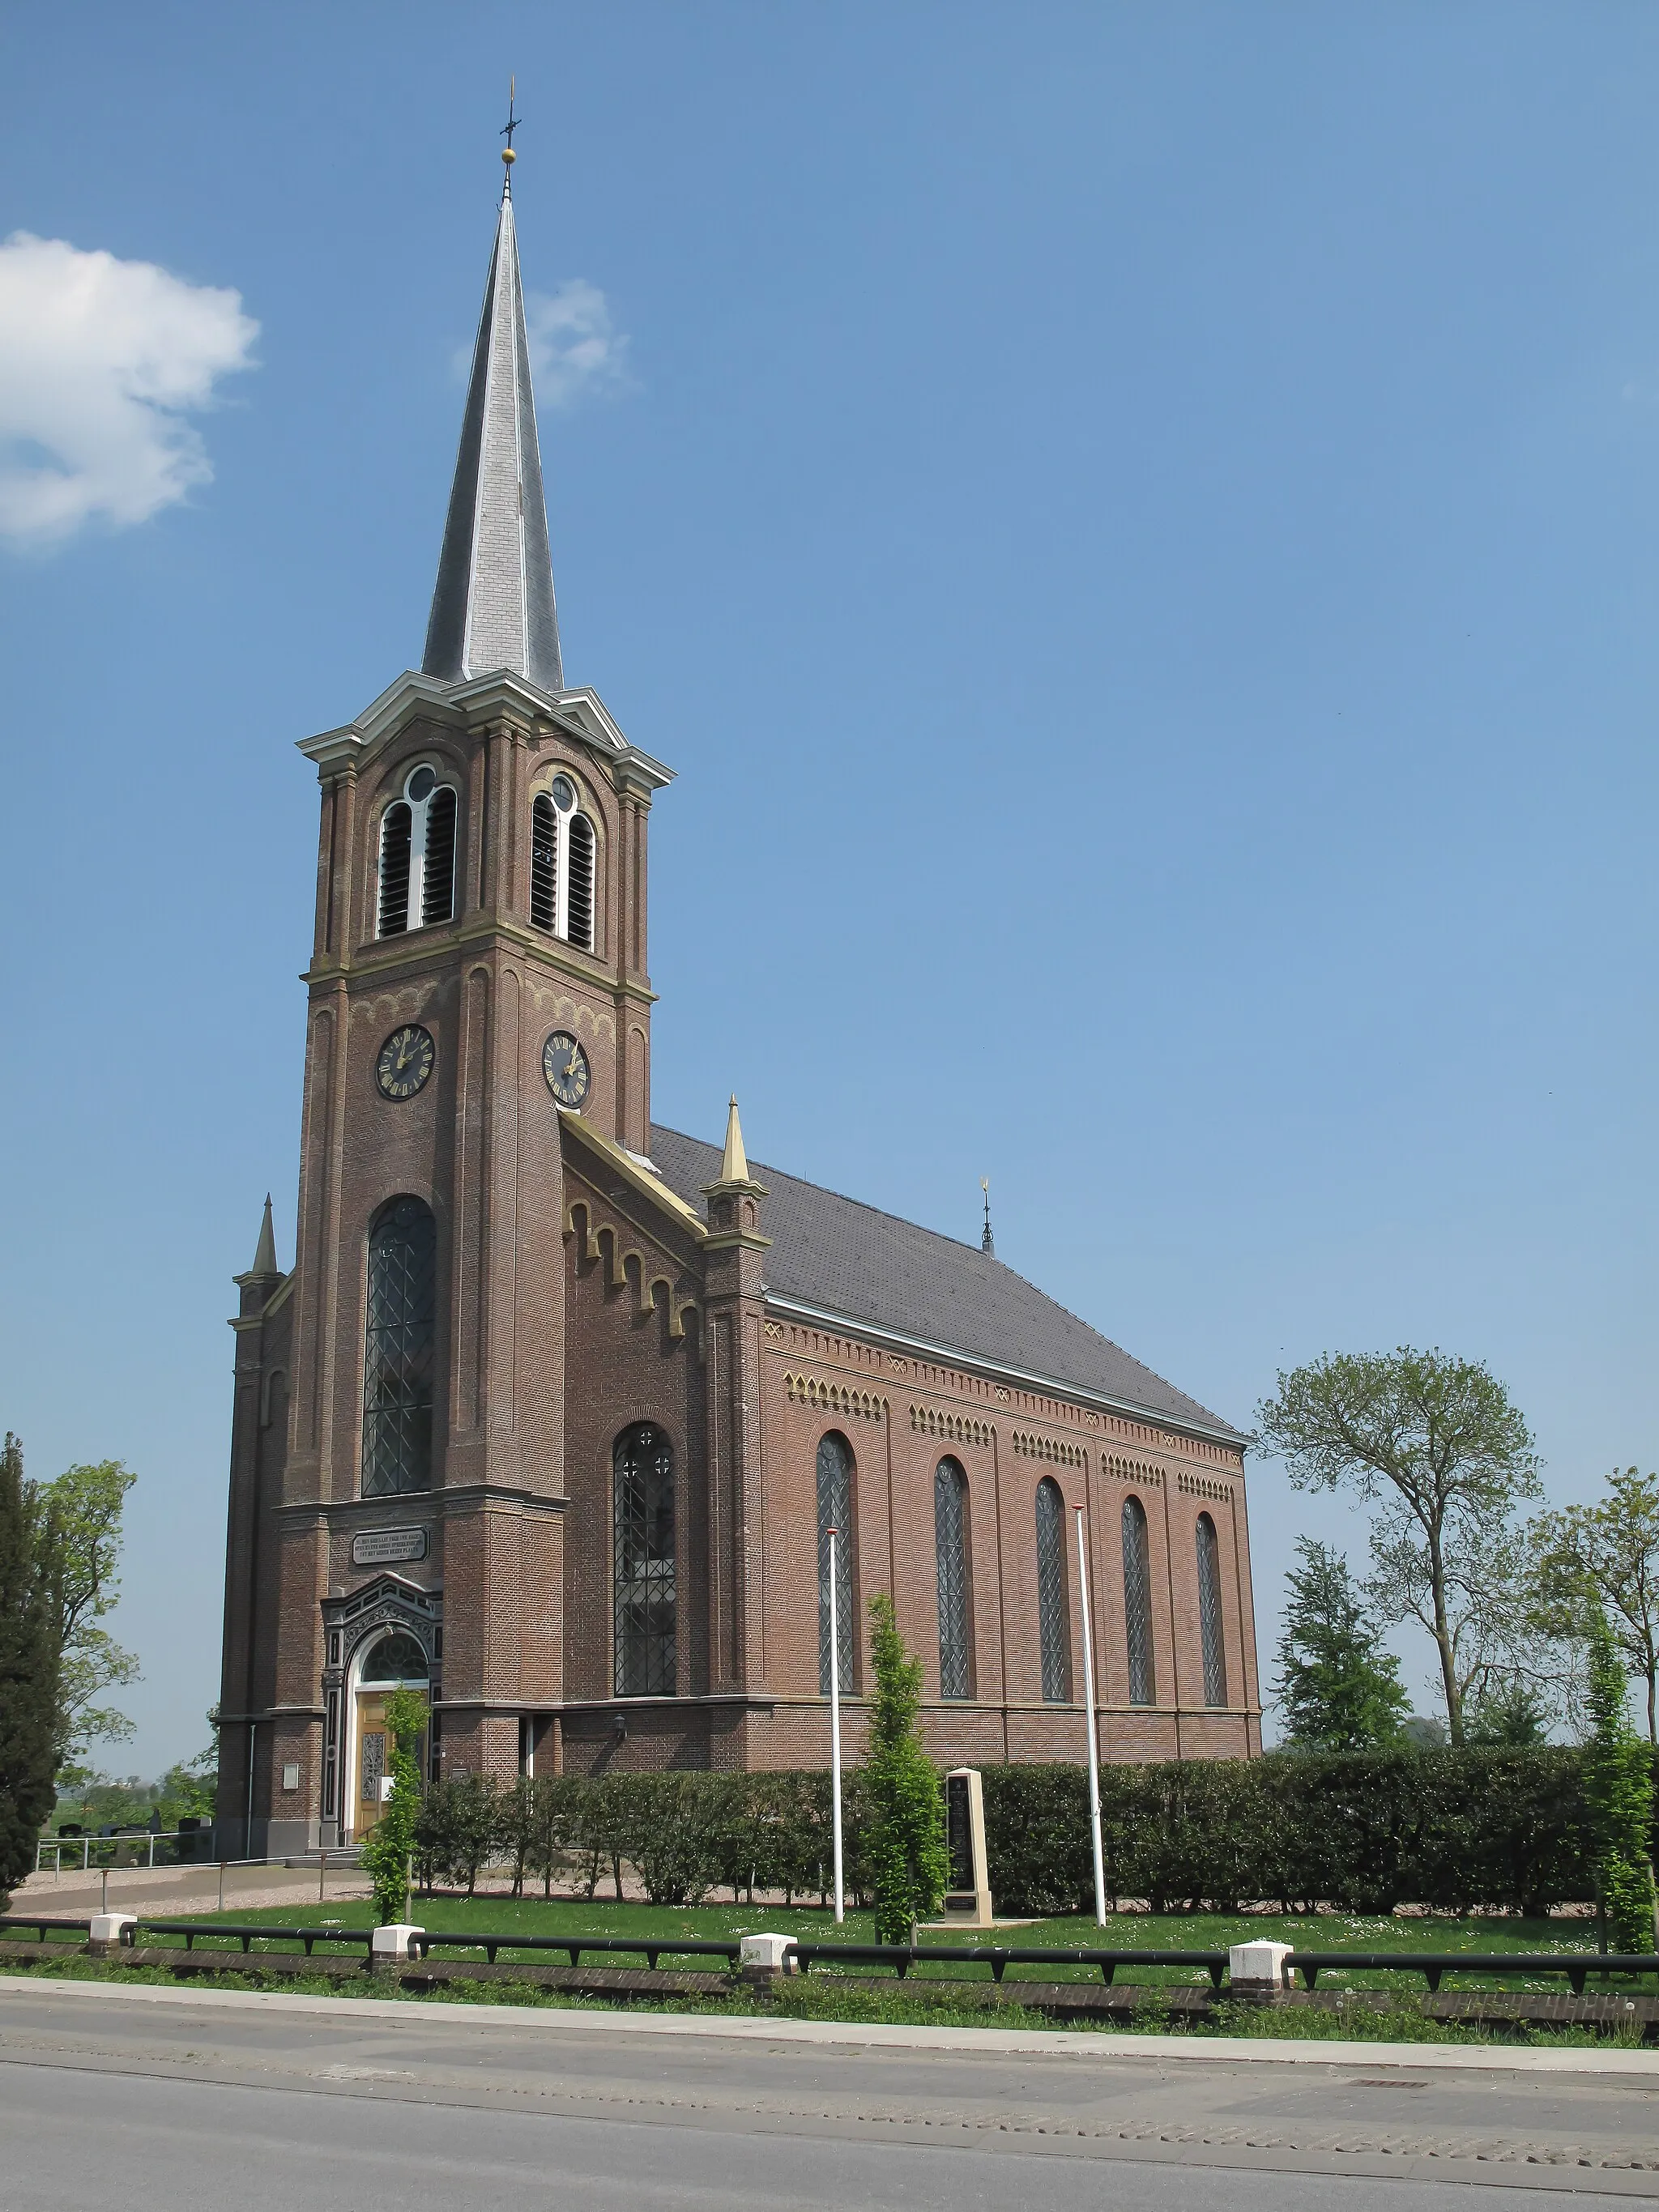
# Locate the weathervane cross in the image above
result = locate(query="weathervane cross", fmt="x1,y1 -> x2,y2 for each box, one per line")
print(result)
501,75 -> 522,155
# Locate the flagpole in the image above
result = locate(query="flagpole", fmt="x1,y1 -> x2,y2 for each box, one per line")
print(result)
828,1526 -> 845,1924
1073,1502 -> 1107,1928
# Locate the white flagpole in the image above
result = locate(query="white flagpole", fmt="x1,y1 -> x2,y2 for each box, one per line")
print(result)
828,1525 -> 845,1925
1073,1502 -> 1107,1928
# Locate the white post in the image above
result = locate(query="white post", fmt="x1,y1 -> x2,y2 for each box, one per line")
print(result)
828,1525 -> 845,1926
1073,1503 -> 1107,1929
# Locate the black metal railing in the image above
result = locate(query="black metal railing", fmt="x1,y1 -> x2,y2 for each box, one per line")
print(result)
786,1942 -> 1231,1987
1283,1950 -> 1659,1997
411,1931 -> 744,1969
6,1916 -> 1656,1997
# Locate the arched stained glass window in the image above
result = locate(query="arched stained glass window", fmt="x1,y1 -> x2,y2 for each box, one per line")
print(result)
1122,1495 -> 1155,1706
817,1433 -> 855,1695
614,1423 -> 676,1697
934,1458 -> 971,1700
360,1196 -> 437,1498
1196,1512 -> 1227,1707
1035,1478 -> 1069,1702
357,1630 -> 429,1683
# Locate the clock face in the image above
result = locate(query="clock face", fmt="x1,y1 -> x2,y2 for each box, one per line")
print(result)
543,1029 -> 591,1108
375,1024 -> 435,1102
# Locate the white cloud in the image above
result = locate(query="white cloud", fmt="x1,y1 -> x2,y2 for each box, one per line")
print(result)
0,232 -> 258,549
525,279 -> 632,407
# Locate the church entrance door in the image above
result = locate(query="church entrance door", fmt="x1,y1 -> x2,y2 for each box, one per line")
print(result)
346,1627 -> 432,1843
354,1692 -> 390,1839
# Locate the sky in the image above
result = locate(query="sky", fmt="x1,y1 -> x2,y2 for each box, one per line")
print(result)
1,3 -> 1656,1775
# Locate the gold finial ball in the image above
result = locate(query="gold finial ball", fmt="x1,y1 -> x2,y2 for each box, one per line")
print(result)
501,146 -> 517,167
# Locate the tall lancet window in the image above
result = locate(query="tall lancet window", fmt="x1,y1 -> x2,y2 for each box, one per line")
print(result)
529,775 -> 595,951
817,1433 -> 855,1695
934,1459 -> 972,1699
360,1196 -> 437,1498
377,765 -> 457,937
1035,1478 -> 1070,1702
1122,1496 -> 1155,1707
1196,1513 -> 1227,1707
614,1423 -> 676,1697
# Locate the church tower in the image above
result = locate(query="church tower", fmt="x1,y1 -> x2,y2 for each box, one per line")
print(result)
218,143 -> 672,1851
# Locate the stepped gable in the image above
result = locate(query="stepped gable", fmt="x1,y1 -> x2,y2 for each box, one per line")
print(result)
649,1123 -> 1240,1440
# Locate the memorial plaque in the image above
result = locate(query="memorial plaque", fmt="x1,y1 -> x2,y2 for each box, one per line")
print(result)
352,1525 -> 429,1566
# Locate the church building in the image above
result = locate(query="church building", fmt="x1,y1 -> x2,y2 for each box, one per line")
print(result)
217,148 -> 1260,1858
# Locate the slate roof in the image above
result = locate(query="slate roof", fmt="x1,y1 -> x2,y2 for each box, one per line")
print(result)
648,1125 -> 1243,1443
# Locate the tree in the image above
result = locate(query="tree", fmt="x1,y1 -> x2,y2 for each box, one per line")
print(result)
1256,1349 -> 1539,1742
859,1596 -> 948,1942
1273,1538 -> 1409,1751
1461,1679 -> 1550,1746
0,1435 -> 61,1909
37,1460 -> 140,1758
360,1686 -> 426,1926
1530,1470 -> 1659,1742
1580,1609 -> 1657,1953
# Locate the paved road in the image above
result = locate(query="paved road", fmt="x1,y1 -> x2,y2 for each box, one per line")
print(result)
4,1981 -> 1659,2206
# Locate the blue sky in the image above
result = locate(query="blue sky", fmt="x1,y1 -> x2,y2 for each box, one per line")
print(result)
2,3 -> 1655,1772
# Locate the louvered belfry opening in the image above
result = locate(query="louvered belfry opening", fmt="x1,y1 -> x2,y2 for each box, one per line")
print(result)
377,803 -> 412,938
421,786 -> 457,926
816,1432 -> 855,1695
1035,1477 -> 1070,1702
1196,1513 -> 1227,1707
613,1422 -> 676,1697
530,792 -> 558,931
1122,1495 -> 1156,1706
360,1196 -> 437,1498
934,1458 -> 971,1699
567,812 -> 595,950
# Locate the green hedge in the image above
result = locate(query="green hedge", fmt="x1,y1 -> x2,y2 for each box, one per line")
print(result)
413,1748 -> 1635,1915
980,1750 -> 1596,1916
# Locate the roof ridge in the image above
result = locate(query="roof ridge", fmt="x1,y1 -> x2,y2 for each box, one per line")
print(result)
650,1122 -> 987,1259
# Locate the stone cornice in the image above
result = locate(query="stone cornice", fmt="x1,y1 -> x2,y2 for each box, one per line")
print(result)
763,1292 -> 1248,1455
298,671 -> 672,793
303,914 -> 659,1003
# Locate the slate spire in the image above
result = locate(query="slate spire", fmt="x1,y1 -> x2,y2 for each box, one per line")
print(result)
422,165 -> 563,695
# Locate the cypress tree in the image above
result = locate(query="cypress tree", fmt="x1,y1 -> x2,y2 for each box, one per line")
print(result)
1581,1607 -> 1657,1954
1274,1538 -> 1410,1752
859,1596 -> 949,1942
0,1434 -> 61,1910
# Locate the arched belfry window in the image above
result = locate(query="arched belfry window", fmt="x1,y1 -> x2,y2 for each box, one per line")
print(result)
817,1433 -> 855,1694
1122,1495 -> 1155,1707
360,1196 -> 437,1498
529,774 -> 595,952
1196,1513 -> 1227,1707
934,1458 -> 972,1700
614,1423 -> 675,1696
377,765 -> 457,938
1035,1478 -> 1069,1703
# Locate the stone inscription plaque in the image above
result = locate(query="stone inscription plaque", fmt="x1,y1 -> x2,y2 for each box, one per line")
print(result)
352,1526 -> 429,1566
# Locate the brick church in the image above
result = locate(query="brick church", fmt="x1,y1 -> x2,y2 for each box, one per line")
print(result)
217,152 -> 1261,1857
